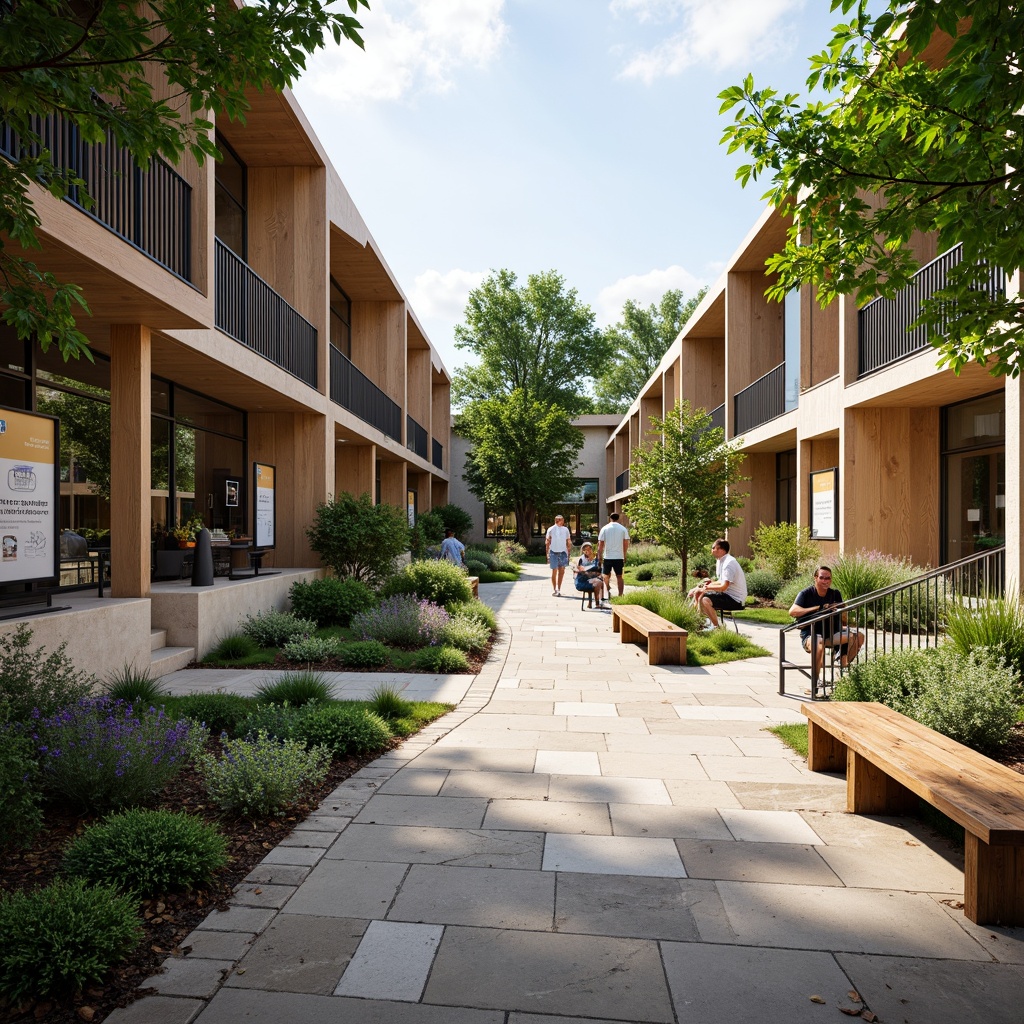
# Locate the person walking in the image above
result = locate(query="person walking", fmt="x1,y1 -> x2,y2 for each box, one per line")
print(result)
545,514 -> 572,596
439,528 -> 466,567
597,512 -> 630,597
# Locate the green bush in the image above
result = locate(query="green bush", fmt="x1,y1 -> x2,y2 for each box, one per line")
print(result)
415,508 -> 446,544
830,549 -> 918,600
439,612 -> 492,652
240,609 -> 318,649
494,539 -> 526,563
0,879 -> 141,1003
207,633 -> 260,662
306,492 -> 410,586
381,560 -> 473,608
746,567 -> 783,600
289,576 -> 376,627
163,692 -> 253,735
634,565 -> 654,582
340,640 -> 390,668
945,595 -> 1024,686
254,671 -> 332,706
104,664 -> 165,706
296,705 -> 393,756
281,635 -> 344,663
749,522 -> 820,580
775,571 -> 815,609
465,548 -> 496,570
611,588 -> 704,633
432,502 -> 475,539
368,683 -> 413,720
238,703 -> 309,742
0,624 -> 96,724
648,558 -> 682,581
414,645 -> 470,672
61,809 -> 228,896
465,558 -> 490,575
197,732 -> 332,817
447,599 -> 498,632
625,542 -> 676,566
689,548 -> 716,578
0,726 -> 43,851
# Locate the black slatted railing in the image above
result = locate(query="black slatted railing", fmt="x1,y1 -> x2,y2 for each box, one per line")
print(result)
432,438 -> 444,470
215,240 -> 317,388
1,114 -> 191,282
615,469 -> 630,493
858,244 -> 1006,377
329,345 -> 402,441
734,362 -> 785,435
708,403 -> 725,434
407,415 -> 428,460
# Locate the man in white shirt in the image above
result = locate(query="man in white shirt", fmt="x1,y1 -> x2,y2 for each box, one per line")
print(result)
545,514 -> 572,596
597,512 -> 630,597
691,538 -> 747,630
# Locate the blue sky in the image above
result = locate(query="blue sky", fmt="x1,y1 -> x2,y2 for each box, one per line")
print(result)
293,0 -> 851,376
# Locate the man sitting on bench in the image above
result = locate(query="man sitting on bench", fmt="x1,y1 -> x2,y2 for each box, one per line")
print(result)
689,538 -> 747,631
789,565 -> 865,676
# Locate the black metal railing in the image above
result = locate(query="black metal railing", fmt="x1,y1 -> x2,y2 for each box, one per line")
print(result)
432,438 -> 444,470
779,545 -> 1005,699
407,415 -> 428,460
734,362 -> 786,435
615,469 -> 630,493
708,403 -> 725,434
329,345 -> 402,441
215,240 -> 317,388
1,113 -> 191,282
858,244 -> 1006,377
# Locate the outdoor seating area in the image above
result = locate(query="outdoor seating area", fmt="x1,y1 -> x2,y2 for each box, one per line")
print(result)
611,602 -> 687,665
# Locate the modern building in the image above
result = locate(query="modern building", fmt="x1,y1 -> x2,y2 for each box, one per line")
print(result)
605,203 -> 1020,581
0,86 -> 452,676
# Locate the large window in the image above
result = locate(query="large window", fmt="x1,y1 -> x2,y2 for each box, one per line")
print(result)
214,135 -> 247,260
330,277 -> 352,359
485,479 -> 600,540
776,449 -> 797,524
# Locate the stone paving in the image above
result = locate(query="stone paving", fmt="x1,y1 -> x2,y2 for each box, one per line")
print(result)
118,563 -> 1024,1024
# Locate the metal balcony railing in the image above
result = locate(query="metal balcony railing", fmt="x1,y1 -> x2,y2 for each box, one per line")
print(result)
329,345 -> 402,441
215,240 -> 317,388
1,113 -> 192,282
779,545 -> 1005,700
432,438 -> 444,471
858,244 -> 1006,377
407,415 -> 428,460
734,362 -> 786,435
708,403 -> 725,434
615,469 -> 630,493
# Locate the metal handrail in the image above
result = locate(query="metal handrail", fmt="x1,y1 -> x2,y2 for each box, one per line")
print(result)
734,361 -> 786,435
779,544 -> 1005,699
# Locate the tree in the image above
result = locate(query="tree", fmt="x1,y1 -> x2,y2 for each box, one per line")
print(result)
626,401 -> 747,588
458,391 -> 583,548
452,269 -> 603,415
719,0 -> 1024,377
0,0 -> 368,361
593,288 -> 707,414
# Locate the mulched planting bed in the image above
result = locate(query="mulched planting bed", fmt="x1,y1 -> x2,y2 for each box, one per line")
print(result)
0,739 -> 392,1024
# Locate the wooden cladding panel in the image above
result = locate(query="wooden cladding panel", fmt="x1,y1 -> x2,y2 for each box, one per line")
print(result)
351,301 -> 406,398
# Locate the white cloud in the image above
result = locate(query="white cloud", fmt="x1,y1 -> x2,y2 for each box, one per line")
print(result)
614,0 -> 804,82
304,0 -> 508,103
595,265 -> 706,326
409,267 -> 487,323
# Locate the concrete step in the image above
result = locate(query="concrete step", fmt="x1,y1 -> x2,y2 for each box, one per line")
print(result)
150,628 -> 167,652
150,645 -> 195,678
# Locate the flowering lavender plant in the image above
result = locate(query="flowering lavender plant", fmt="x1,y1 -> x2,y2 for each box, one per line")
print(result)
351,595 -> 450,649
30,697 -> 208,812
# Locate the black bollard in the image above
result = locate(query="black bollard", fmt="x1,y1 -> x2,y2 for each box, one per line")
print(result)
191,527 -> 215,587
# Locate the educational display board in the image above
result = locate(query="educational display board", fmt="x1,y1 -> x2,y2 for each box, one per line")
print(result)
810,467 -> 839,541
0,407 -> 60,584
254,463 -> 276,549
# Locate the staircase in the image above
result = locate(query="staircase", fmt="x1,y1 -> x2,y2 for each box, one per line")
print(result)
149,628 -> 195,678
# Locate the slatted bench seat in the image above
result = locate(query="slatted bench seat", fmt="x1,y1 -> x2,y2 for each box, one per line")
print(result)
802,700 -> 1024,925
611,604 -> 687,665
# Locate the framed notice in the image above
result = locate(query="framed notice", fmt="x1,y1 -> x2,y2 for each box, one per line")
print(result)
407,489 -> 416,527
253,463 -> 276,549
0,407 -> 60,585
810,467 -> 839,541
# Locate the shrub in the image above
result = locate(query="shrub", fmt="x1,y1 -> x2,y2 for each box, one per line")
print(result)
240,609 -> 318,649
415,508 -> 446,544
207,633 -> 260,661
197,732 -> 332,817
237,703 -> 309,742
447,600 -> 498,632
414,645 -> 470,672
634,565 -> 654,582
254,671 -> 333,706
352,595 -> 450,648
31,697 -> 207,812
432,502 -> 475,539
306,492 -> 410,586
465,558 -> 490,575
289,576 -> 376,627
0,879 -> 141,1004
368,683 -> 413,720
439,612 -> 492,652
626,543 -> 676,566
830,549 -> 918,600
746,567 -> 783,600
749,522 -> 820,580
381,559 -> 473,608
163,692 -> 252,735
281,635 -> 345,663
296,705 -> 393,755
0,624 -> 96,724
0,725 -> 43,851
494,539 -> 526,563
611,588 -> 704,633
340,640 -> 390,668
944,595 -> 1024,686
61,809 -> 228,896
465,548 -> 496,570
648,558 -> 682,581
775,571 -> 815,609
104,664 -> 165,706
689,547 -> 716,578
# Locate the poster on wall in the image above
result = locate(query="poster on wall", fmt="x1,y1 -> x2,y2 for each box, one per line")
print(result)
810,467 -> 839,541
407,489 -> 416,527
253,463 -> 276,549
0,407 -> 60,585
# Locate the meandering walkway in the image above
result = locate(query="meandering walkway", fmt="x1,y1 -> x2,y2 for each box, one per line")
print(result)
126,562 -> 1024,1024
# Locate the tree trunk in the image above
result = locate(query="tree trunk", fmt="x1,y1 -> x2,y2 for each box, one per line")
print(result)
516,501 -> 535,548
679,543 -> 688,593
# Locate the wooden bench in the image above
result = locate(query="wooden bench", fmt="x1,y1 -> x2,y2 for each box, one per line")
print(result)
611,605 -> 687,665
468,575 -> 479,599
802,700 -> 1024,925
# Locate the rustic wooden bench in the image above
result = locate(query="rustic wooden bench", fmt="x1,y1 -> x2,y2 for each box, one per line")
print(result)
611,604 -> 687,665
802,700 -> 1024,925
468,575 -> 479,599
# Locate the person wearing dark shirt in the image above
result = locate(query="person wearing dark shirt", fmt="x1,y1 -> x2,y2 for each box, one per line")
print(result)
788,566 -> 864,677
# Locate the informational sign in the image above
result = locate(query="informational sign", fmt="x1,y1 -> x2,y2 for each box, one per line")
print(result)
0,407 -> 60,584
810,467 -> 838,541
253,463 -> 276,549
407,489 -> 417,527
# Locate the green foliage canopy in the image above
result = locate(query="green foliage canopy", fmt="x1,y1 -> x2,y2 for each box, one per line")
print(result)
719,0 -> 1024,377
